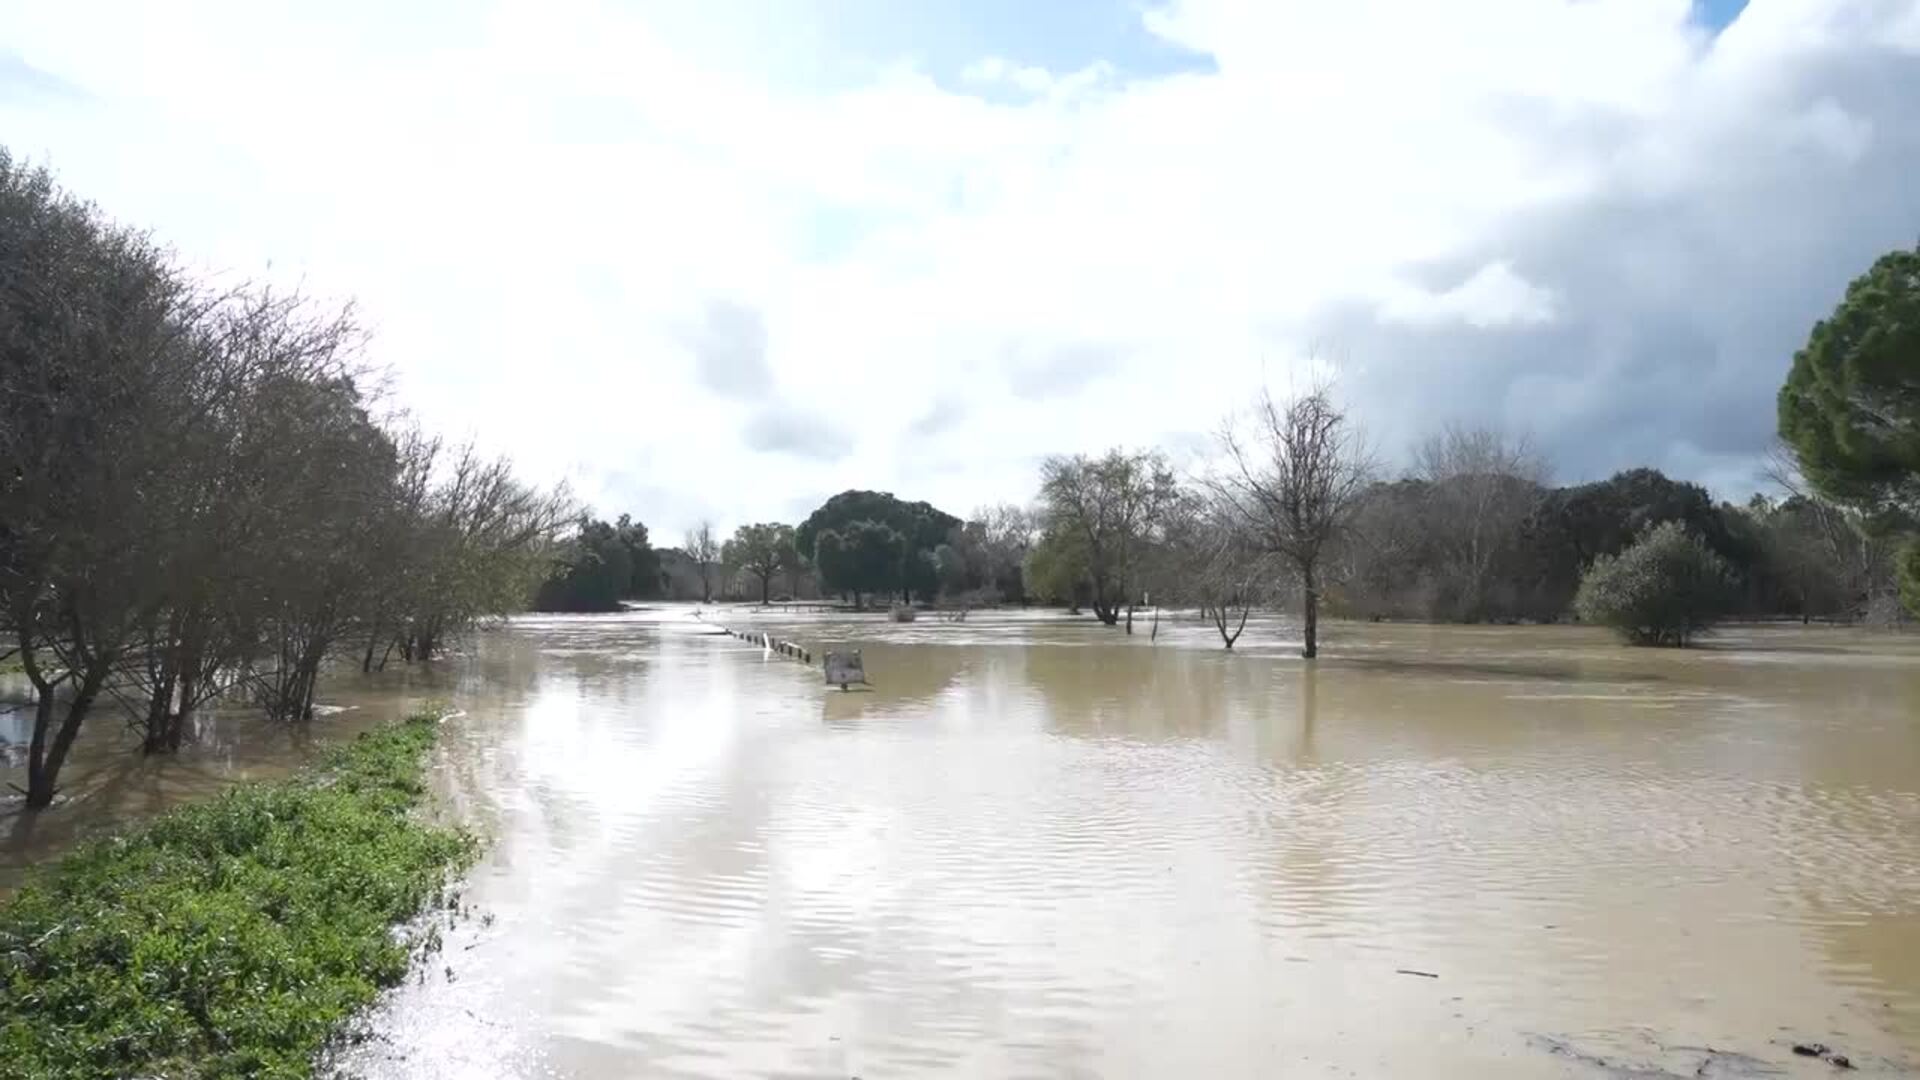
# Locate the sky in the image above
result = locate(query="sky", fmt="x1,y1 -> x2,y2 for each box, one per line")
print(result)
3,0 -> 1918,538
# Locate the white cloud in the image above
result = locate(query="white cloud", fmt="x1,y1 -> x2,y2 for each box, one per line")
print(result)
3,0 -> 1917,535
1378,262 -> 1559,329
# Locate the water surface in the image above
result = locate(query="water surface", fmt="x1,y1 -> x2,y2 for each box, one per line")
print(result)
8,609 -> 1920,1076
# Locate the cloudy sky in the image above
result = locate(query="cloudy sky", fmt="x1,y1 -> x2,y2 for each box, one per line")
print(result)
4,0 -> 1917,536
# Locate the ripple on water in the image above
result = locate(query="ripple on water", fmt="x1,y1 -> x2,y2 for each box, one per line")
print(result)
315,611 -> 1920,1078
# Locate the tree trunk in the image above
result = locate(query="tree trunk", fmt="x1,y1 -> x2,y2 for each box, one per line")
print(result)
1300,564 -> 1319,659
761,575 -> 771,605
27,663 -> 108,809
142,670 -> 176,755
168,671 -> 198,751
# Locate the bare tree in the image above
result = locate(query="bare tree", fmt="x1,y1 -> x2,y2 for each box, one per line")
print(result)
685,521 -> 721,603
1764,439 -> 1904,622
1211,385 -> 1371,658
1157,490 -> 1270,649
1038,449 -> 1180,630
1413,423 -> 1549,622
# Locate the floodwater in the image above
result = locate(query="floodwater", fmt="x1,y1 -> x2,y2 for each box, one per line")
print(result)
7,610 -> 1920,1077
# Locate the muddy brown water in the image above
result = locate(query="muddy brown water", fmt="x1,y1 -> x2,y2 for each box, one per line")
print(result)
5,609 -> 1919,1077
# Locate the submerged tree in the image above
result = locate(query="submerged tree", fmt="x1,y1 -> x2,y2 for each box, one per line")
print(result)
534,516 -> 635,613
1414,424 -> 1548,621
1023,526 -> 1092,612
814,520 -> 903,607
1159,491 -> 1269,649
684,521 -> 721,603
0,150 -> 202,803
1211,384 -> 1370,659
1038,449 -> 1179,629
722,523 -> 796,604
0,151 -> 566,803
795,490 -> 958,603
1574,521 -> 1734,646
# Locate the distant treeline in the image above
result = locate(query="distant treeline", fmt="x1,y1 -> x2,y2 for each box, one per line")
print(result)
533,242 -> 1920,654
1332,461 -> 1907,626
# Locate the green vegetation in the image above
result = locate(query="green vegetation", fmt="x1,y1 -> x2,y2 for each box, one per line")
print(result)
1,151 -> 567,805
721,523 -> 797,605
532,514 -> 659,613
1778,243 -> 1920,515
796,491 -> 960,605
1776,242 -> 1920,619
0,714 -> 474,1079
1574,522 -> 1735,646
1901,542 -> 1920,620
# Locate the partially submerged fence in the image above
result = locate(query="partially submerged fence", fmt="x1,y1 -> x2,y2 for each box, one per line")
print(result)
711,624 -> 867,689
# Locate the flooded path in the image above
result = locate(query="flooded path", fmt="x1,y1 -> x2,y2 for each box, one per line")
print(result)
10,609 -> 1920,1076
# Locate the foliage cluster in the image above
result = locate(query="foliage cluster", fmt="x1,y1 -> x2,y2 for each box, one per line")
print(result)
0,152 -> 566,806
1573,522 -> 1736,645
0,714 -> 473,1079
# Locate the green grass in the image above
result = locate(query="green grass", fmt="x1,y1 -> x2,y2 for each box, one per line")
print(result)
0,713 -> 475,1079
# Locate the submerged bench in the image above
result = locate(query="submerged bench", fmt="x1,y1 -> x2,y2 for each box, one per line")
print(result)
823,650 -> 867,690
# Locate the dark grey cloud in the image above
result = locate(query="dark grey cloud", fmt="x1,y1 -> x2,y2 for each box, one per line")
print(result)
0,52 -> 86,103
682,300 -> 771,400
1003,341 -> 1123,398
1303,43 -> 1920,497
742,407 -> 854,461
908,394 -> 967,437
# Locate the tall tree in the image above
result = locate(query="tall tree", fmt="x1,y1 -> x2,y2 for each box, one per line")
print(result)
1778,243 -> 1920,515
534,517 -> 634,613
1778,243 -> 1920,617
1414,424 -> 1548,621
814,521 -> 902,607
1159,490 -> 1268,649
1024,527 -> 1091,612
722,523 -> 795,604
1210,385 -> 1371,659
684,521 -> 721,603
0,151 -> 200,804
614,515 -> 661,599
795,490 -> 959,603
1038,449 -> 1179,629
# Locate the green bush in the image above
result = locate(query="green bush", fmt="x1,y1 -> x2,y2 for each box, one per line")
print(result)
0,714 -> 474,1079
1574,521 -> 1735,646
1900,539 -> 1920,621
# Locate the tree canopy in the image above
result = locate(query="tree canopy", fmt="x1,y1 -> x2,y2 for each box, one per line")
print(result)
815,520 -> 907,605
533,517 -> 635,613
1778,243 -> 1920,515
723,522 -> 796,604
0,151 -> 567,805
796,490 -> 958,602
1038,449 -> 1179,627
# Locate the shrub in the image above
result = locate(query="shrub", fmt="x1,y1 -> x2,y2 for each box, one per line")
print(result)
0,714 -> 474,1079
1900,539 -> 1920,621
1574,521 -> 1734,646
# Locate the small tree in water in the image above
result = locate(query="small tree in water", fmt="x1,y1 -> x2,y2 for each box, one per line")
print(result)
1210,384 -> 1371,659
1574,521 -> 1734,646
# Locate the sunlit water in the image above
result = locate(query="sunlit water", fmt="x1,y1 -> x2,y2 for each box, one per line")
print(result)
6,609 -> 1920,1077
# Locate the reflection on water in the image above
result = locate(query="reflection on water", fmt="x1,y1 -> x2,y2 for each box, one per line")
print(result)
10,610 -> 1920,1076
